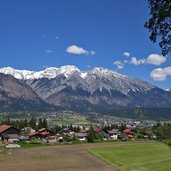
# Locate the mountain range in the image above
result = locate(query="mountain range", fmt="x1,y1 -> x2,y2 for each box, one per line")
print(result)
0,65 -> 171,116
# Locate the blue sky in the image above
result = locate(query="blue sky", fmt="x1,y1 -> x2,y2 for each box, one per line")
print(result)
0,0 -> 170,89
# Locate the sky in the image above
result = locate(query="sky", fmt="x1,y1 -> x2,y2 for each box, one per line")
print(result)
0,0 -> 170,90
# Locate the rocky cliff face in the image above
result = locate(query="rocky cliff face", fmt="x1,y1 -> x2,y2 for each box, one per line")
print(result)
0,66 -> 171,112
0,73 -> 55,111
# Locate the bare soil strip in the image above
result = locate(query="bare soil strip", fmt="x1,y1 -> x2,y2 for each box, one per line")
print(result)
0,141 -> 156,171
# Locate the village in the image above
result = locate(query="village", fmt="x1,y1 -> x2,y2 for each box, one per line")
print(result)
0,115 -> 158,148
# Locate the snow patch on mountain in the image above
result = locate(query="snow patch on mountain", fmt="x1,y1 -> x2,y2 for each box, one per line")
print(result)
0,65 -> 80,79
0,65 -> 156,97
0,65 -> 127,80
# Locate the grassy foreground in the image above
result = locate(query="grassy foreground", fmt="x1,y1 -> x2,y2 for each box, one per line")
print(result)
89,142 -> 171,171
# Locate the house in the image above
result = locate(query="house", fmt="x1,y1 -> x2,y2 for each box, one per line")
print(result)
8,134 -> 20,143
38,128 -> 49,133
46,135 -> 63,143
122,128 -> 134,139
107,129 -> 120,140
0,125 -> 20,142
93,126 -> 107,139
19,135 -> 29,141
27,128 -> 52,139
74,132 -> 87,141
94,126 -> 103,133
22,127 -> 36,134
123,128 -> 131,133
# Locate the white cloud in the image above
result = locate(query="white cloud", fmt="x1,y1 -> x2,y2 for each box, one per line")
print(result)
66,45 -> 87,55
131,57 -> 145,65
150,67 -> 171,81
123,52 -> 130,57
45,49 -> 52,54
66,45 -> 95,55
130,54 -> 166,66
146,54 -> 166,66
55,36 -> 59,39
113,60 -> 128,69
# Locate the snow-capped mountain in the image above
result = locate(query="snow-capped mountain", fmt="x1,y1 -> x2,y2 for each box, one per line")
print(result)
0,65 -> 154,95
0,65 -> 128,80
0,65 -> 171,111
0,66 -> 80,79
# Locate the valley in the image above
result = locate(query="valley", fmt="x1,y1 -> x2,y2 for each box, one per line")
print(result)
0,66 -> 171,120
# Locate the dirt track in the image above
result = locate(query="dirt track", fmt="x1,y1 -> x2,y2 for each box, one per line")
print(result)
0,141 -> 155,171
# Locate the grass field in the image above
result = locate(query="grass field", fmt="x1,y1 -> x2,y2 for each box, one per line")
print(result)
51,115 -> 91,125
0,141 -> 162,171
89,142 -> 171,171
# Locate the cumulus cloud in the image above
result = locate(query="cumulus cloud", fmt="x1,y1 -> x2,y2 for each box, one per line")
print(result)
130,54 -> 166,66
45,49 -> 52,54
150,67 -> 171,81
131,57 -> 145,65
123,52 -> 130,57
113,60 -> 128,69
66,45 -> 95,55
146,54 -> 166,66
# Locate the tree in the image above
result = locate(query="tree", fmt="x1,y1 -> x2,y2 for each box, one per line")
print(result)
42,118 -> 48,128
37,118 -> 43,129
28,117 -> 37,130
69,124 -> 73,131
3,117 -> 11,125
145,0 -> 171,55
87,125 -> 96,142
119,124 -> 127,132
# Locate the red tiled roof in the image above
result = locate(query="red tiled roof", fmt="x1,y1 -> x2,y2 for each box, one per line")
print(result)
0,125 -> 12,133
40,131 -> 49,136
49,135 -> 58,139
108,129 -> 118,134
128,134 -> 134,138
27,132 -> 37,136
123,129 -> 131,133
94,127 -> 103,133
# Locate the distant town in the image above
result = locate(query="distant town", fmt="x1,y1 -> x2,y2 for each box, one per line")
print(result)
0,110 -> 162,149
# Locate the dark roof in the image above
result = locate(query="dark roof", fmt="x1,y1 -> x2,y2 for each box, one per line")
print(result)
8,134 -> 20,139
38,128 -> 47,132
0,125 -> 12,134
1,133 -> 9,138
19,136 -> 29,140
75,133 -> 87,137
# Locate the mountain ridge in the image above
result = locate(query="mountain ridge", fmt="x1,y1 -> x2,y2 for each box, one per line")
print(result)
0,66 -> 171,113
0,73 -> 57,112
0,65 -> 127,80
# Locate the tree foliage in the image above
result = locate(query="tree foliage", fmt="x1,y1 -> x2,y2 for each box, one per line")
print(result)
145,0 -> 171,55
1,117 -> 48,130
156,123 -> 171,139
87,125 -> 96,142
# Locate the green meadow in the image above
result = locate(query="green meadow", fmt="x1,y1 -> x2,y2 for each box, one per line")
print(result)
89,142 -> 171,171
51,115 -> 91,125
